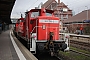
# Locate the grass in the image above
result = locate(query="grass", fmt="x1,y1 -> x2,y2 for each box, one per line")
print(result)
70,46 -> 90,55
59,46 -> 90,60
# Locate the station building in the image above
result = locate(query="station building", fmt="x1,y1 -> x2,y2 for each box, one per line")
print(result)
63,10 -> 90,35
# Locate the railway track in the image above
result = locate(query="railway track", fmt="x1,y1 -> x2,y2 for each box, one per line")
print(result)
70,40 -> 90,47
70,40 -> 90,51
35,52 -> 62,60
70,49 -> 90,57
55,55 -> 63,60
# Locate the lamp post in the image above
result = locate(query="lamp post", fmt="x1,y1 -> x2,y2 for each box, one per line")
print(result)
85,6 -> 88,20
84,6 -> 89,35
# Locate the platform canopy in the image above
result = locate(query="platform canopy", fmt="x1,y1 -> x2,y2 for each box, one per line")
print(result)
0,0 -> 16,24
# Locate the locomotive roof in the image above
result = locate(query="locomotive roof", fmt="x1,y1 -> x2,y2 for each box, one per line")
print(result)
25,8 -> 54,14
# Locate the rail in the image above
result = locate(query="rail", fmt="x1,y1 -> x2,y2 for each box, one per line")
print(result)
70,49 -> 90,57
59,33 -> 90,38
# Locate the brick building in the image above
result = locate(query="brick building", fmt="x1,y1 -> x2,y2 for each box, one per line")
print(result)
41,0 -> 72,20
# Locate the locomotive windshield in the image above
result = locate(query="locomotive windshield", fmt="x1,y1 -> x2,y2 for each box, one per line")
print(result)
45,12 -> 52,16
45,10 -> 53,16
31,11 -> 39,18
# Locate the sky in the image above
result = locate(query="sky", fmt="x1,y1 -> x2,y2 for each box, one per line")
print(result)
11,0 -> 90,18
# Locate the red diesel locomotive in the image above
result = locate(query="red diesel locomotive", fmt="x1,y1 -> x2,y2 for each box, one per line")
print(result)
15,18 -> 25,37
15,8 -> 69,56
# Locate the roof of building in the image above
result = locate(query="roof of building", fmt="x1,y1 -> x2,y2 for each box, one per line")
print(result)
0,0 -> 15,24
41,0 -> 71,10
41,0 -> 57,9
63,10 -> 90,23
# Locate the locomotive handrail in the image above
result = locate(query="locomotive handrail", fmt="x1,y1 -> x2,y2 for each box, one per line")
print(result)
30,26 -> 42,40
30,26 -> 36,34
30,26 -> 42,34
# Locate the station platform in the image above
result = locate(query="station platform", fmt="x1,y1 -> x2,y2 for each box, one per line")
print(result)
0,30 -> 38,60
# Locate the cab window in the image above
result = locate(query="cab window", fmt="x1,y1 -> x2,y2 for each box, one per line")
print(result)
46,12 -> 52,16
45,10 -> 52,16
31,11 -> 39,18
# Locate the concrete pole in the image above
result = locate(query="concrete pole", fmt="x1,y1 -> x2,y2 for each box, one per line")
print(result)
85,6 -> 88,20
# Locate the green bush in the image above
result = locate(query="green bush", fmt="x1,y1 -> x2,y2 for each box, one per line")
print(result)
83,26 -> 90,35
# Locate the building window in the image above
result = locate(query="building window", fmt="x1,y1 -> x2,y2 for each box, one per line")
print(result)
61,15 -> 63,20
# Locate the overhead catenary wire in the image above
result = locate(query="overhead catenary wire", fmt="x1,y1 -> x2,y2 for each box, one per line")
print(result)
27,0 -> 39,10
